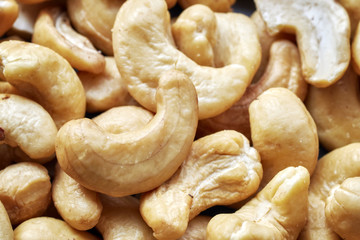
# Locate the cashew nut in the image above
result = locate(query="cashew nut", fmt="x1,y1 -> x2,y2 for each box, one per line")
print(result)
140,130 -> 262,239
112,0 -> 261,119
0,0 -> 19,37
338,0 -> 360,37
352,22 -> 360,74
254,0 -> 351,87
14,216 -> 100,240
32,5 -> 105,74
0,40 -> 86,128
180,215 -> 211,240
249,87 -> 318,187
56,70 -> 198,197
325,177 -> 360,240
166,0 -> 177,9
0,201 -> 13,240
178,0 -> 236,12
206,166 -> 310,240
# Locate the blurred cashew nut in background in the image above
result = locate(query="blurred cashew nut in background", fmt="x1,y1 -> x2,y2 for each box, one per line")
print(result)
0,0 -> 18,37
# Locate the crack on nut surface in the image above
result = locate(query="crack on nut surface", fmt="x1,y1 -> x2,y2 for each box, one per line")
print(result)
1,95 -> 10,100
0,127 -> 4,141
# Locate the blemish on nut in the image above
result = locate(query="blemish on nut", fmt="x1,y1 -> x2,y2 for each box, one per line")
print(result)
188,193 -> 194,198
1,95 -> 10,100
0,127 -> 5,141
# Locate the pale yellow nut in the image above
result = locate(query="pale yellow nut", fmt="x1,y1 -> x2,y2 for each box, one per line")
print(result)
0,201 -> 13,240
207,166 -> 310,240
0,94 -> 57,160
325,177 -> 360,240
299,143 -> 360,240
178,0 -> 236,12
179,215 -> 211,240
112,0 -> 260,119
14,216 -> 100,240
352,22 -> 360,74
0,0 -> 19,37
56,70 -> 198,197
32,5 -> 105,74
0,40 -> 86,129
67,0 -> 125,56
0,162 -> 51,225
197,39 -> 307,140
254,0 -> 351,87
140,130 -> 262,240
338,0 -> 360,37
96,195 -> 155,240
249,87 -> 318,187
306,66 -> 360,151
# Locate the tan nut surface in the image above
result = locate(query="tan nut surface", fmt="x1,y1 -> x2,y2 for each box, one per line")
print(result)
306,66 -> 360,151
249,87 -> 318,186
32,5 -> 105,74
179,215 -> 211,240
207,166 -> 310,240
56,70 -> 198,197
0,40 -> 86,128
140,130 -> 262,240
197,39 -> 307,139
325,177 -> 360,240
299,143 -> 360,240
178,0 -> 236,12
113,0 -> 261,119
14,216 -> 100,240
254,0 -> 351,87
338,0 -> 360,37
352,22 -> 360,74
0,94 -> 57,160
0,0 -> 19,37
0,200 -> 13,240
0,162 -> 51,225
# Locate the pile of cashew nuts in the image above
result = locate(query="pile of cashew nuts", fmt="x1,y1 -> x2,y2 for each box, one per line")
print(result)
0,0 -> 360,239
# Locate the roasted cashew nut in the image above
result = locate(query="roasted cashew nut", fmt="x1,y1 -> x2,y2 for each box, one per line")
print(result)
112,0 -> 261,119
140,130 -> 262,239
206,166 -> 310,240
0,0 -> 19,37
197,39 -> 307,139
178,0 -> 236,12
0,201 -> 13,240
254,0 -> 351,87
325,177 -> 360,240
56,70 -> 198,197
0,40 -> 86,128
32,6 -> 106,74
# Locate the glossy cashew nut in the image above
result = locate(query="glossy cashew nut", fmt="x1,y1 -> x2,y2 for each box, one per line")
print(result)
306,66 -> 360,151
249,88 -> 318,186
56,70 -> 198,197
32,6 -> 105,74
352,22 -> 360,74
299,143 -> 360,240
254,0 -> 351,87
180,215 -> 211,240
325,177 -> 360,240
178,0 -> 236,12
206,166 -> 310,240
0,0 -> 18,37
140,130 -> 262,240
197,39 -> 307,139
0,201 -> 13,240
0,40 -> 86,128
112,0 -> 261,119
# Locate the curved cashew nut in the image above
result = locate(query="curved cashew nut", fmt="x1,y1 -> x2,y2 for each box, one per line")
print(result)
249,87 -> 318,186
299,143 -> 360,240
254,0 -> 351,87
14,217 -> 100,240
325,177 -> 360,240
112,0 -> 261,119
32,6 -> 105,74
206,166 -> 310,240
0,201 -> 13,240
352,22 -> 360,74
178,0 -> 236,12
0,40 -> 86,128
180,215 -> 211,240
140,130 -> 262,239
56,70 -> 198,197
197,39 -> 307,139
0,0 -> 18,37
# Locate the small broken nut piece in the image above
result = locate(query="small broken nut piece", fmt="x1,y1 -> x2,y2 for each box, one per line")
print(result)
0,201 -> 13,240
178,0 -> 236,12
179,215 -> 211,240
325,177 -> 360,240
32,6 -> 105,74
140,130 -> 262,240
56,70 -> 198,197
254,0 -> 351,87
206,166 -> 310,240
0,0 -> 19,37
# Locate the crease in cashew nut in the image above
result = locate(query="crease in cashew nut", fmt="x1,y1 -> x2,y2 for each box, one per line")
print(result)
249,87 -> 318,187
14,217 -> 100,240
197,39 -> 307,140
178,0 -> 236,12
56,70 -> 198,197
0,200 -> 13,240
140,130 -> 262,240
306,66 -> 360,151
352,22 -> 360,74
299,143 -> 360,240
112,0 -> 261,119
179,215 -> 211,240
0,0 -> 19,37
32,5 -> 106,74
325,177 -> 360,240
0,40 -> 86,129
254,0 -> 351,88
206,166 -> 310,240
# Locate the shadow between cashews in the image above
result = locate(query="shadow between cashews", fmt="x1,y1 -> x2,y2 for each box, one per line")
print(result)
56,70 -> 198,197
112,0 -> 260,119
140,130 -> 262,240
